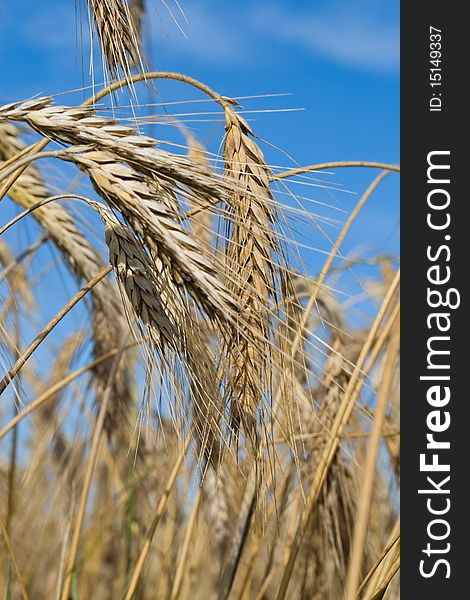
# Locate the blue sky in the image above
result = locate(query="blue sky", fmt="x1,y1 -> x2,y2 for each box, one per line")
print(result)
0,0 -> 399,317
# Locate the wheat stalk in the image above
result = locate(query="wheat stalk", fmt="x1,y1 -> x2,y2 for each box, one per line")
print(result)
0,29 -> 400,597
344,324 -> 400,599
0,266 -> 112,397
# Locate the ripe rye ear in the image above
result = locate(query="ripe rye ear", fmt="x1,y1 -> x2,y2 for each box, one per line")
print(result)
86,0 -> 144,83
222,107 -> 287,441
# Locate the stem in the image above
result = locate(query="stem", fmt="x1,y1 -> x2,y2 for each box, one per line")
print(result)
123,431 -> 192,600
0,139 -> 50,202
270,161 -> 400,181
60,342 -> 126,600
0,150 -> 64,184
356,519 -> 400,597
0,265 -> 112,396
0,194 -> 95,237
169,488 -> 202,600
272,171 -> 390,443
84,72 -> 228,107
0,337 -> 145,441
0,518 -> 29,600
344,323 -> 400,599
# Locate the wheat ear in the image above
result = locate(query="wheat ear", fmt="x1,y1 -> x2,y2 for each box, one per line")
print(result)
100,207 -> 224,461
222,106 -> 286,436
0,100 -> 239,323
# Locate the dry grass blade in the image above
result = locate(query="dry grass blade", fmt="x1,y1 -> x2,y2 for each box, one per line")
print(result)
291,291 -> 362,595
0,266 -> 112,396
364,551 -> 400,600
270,171 -> 391,463
275,273 -> 400,600
357,519 -> 400,598
344,324 -> 400,599
60,341 -> 127,600
0,518 -> 29,600
169,487 -> 202,600
0,338 -> 143,442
